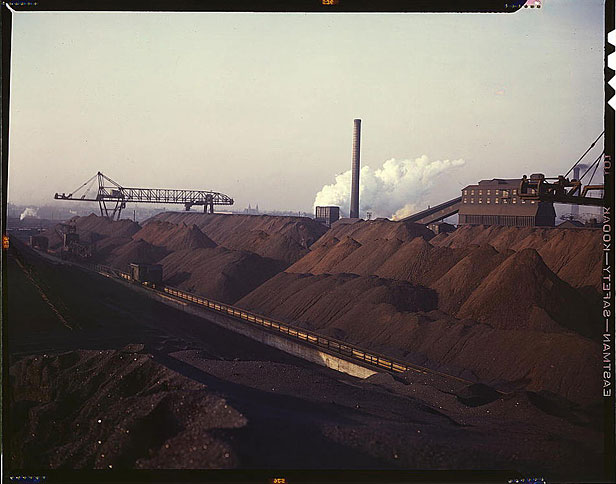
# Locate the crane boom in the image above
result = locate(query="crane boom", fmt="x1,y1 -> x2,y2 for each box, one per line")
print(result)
54,172 -> 234,220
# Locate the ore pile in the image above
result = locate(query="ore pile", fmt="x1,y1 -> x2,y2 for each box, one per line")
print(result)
431,224 -> 602,290
132,220 -> 217,251
40,213 -> 142,257
8,225 -> 604,478
159,247 -> 285,303
150,212 -> 328,265
238,222 -> 603,404
42,213 -> 322,303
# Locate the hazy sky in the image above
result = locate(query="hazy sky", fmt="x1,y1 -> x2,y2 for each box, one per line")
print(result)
8,0 -> 605,217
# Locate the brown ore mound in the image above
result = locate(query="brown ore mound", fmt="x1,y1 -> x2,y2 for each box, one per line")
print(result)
288,235 -> 466,287
431,244 -> 512,315
40,215 -> 286,303
237,272 -> 601,404
8,347 -> 246,469
148,213 -> 328,264
431,224 -> 602,290
107,240 -> 169,271
287,221 -> 599,336
237,220 -> 601,402
457,248 -> 596,335
321,218 -> 434,245
159,247 -> 286,303
40,214 -> 141,250
132,220 -> 217,251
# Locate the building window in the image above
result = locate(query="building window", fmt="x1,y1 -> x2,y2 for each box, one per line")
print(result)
495,190 -> 500,195
486,198 -> 491,204
502,190 -> 509,197
479,190 -> 483,195
479,198 -> 482,203
503,199 -> 508,204
512,198 -> 517,204
471,190 -> 475,195
513,189 -> 517,195
487,189 -> 491,195
521,199 -> 525,204
470,198 -> 474,204
463,198 -> 467,203
495,198 -> 499,204
530,200 -> 535,204
463,190 -> 467,195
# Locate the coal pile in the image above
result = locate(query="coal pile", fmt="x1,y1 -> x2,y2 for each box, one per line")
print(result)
8,347 -> 246,469
454,383 -> 501,407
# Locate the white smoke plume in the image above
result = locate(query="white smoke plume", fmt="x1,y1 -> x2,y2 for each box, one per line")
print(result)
313,155 -> 465,220
20,207 -> 39,221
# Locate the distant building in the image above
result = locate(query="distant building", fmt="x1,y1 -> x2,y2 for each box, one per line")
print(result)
458,178 -> 555,227
315,206 -> 340,227
244,203 -> 260,215
428,222 -> 456,234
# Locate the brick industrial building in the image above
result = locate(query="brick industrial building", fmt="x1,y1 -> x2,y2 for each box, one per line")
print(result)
315,206 -> 341,227
458,178 -> 556,227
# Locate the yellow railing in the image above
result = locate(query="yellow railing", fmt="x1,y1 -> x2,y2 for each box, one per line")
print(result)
93,264 -> 475,384
158,285 -> 424,375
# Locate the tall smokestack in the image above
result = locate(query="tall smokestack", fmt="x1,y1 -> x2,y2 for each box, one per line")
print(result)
350,119 -> 361,218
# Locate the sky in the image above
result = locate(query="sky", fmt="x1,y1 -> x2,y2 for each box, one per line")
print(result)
8,0 -> 605,218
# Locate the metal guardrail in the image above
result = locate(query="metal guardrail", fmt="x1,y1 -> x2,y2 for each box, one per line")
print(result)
161,286 -> 414,374
92,264 -> 478,385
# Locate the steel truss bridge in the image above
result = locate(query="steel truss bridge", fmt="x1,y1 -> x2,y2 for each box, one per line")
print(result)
54,172 -> 234,220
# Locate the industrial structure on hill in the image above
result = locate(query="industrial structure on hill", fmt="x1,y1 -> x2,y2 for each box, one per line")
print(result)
403,133 -> 605,228
315,206 -> 340,227
458,178 -> 556,227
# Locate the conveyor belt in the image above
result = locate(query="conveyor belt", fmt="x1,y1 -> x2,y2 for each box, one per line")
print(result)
400,196 -> 462,224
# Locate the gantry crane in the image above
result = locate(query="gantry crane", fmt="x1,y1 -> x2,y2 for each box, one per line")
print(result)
519,132 -> 605,207
54,172 -> 234,220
